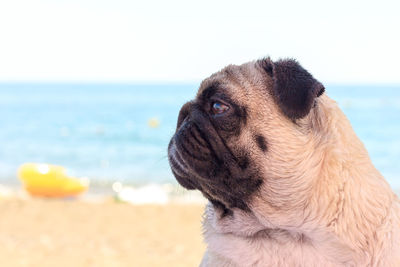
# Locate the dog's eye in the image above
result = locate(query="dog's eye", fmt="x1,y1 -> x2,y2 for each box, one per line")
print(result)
211,101 -> 229,115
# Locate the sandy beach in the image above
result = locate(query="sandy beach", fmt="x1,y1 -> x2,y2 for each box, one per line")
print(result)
0,197 -> 206,267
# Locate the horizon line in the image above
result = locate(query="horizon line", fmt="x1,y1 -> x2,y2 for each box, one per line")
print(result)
0,81 -> 400,87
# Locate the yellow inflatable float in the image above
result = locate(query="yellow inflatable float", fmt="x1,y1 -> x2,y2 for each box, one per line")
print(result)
18,163 -> 89,197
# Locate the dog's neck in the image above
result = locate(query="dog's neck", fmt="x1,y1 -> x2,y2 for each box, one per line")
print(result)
207,203 -> 325,240
205,202 -> 359,265
208,200 -> 389,266
206,204 -> 266,237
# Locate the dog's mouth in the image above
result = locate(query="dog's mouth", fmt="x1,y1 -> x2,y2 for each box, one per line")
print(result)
168,138 -> 200,191
168,106 -> 263,212
168,118 -> 224,191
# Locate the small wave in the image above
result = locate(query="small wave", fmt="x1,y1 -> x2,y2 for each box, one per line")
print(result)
111,182 -> 206,205
0,182 -> 207,205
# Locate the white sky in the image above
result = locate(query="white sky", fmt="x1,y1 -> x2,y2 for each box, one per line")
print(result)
0,0 -> 399,83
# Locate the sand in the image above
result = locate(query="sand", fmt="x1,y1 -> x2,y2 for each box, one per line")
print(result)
0,198 -> 206,267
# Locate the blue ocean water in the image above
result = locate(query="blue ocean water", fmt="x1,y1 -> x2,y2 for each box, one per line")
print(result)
0,84 -> 399,188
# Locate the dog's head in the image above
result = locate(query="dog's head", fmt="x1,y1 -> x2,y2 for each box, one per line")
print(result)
168,58 -> 325,215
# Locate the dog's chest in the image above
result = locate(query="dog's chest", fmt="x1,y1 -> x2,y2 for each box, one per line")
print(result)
206,230 -> 349,267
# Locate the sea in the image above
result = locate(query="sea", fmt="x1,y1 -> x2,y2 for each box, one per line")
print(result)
0,84 -> 399,192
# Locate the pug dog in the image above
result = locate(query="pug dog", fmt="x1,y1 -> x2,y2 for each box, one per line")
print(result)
168,57 -> 400,266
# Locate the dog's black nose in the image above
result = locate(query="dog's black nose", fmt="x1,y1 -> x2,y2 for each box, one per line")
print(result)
176,101 -> 193,130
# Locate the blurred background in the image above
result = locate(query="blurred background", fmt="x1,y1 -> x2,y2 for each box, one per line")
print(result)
0,0 -> 399,266
0,0 -> 399,190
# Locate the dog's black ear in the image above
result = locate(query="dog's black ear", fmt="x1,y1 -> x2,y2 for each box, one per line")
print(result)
260,58 -> 325,120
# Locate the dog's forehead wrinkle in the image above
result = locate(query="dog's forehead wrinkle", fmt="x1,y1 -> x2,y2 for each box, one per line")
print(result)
197,78 -> 220,98
197,64 -> 257,105
221,64 -> 245,86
